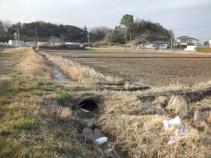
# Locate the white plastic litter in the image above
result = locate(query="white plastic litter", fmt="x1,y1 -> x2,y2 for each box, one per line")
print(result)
163,116 -> 189,144
95,137 -> 108,145
162,116 -> 182,131
167,125 -> 189,144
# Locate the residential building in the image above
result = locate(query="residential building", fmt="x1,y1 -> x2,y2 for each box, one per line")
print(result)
8,40 -> 25,47
140,40 -> 168,49
184,46 -> 197,52
176,36 -> 199,49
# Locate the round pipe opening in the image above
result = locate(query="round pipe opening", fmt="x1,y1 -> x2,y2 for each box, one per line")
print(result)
79,99 -> 98,113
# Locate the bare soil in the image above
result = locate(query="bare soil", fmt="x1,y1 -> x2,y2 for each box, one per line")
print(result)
45,49 -> 211,86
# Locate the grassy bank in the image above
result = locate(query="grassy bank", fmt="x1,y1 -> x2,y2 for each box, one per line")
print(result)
0,48 -> 100,158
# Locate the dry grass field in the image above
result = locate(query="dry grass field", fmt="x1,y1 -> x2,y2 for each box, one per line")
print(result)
0,47 -> 211,158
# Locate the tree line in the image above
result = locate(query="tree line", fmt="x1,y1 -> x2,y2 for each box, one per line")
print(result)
0,15 -> 172,44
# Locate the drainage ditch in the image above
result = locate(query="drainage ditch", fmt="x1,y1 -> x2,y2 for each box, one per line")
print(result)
51,64 -> 68,82
74,97 -> 121,158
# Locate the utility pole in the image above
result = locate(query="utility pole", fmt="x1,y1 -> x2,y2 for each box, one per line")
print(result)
87,33 -> 90,47
17,23 -> 21,47
35,28 -> 39,48
16,26 -> 20,47
87,28 -> 90,47
170,31 -> 173,53
129,33 -> 132,42
124,26 -> 128,53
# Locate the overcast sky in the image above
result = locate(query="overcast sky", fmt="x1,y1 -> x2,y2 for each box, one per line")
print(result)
0,0 -> 211,42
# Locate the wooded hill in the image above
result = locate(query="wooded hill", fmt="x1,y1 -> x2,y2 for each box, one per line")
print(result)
0,15 -> 172,44
13,22 -> 88,42
0,21 -> 88,42
107,15 -> 172,44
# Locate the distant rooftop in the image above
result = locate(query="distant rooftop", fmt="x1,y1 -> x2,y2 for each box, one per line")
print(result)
177,36 -> 199,41
151,40 -> 168,44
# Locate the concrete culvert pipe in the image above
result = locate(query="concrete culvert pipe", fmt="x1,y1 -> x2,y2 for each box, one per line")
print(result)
78,99 -> 99,113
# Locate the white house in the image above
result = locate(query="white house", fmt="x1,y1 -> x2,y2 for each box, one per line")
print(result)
176,36 -> 199,49
209,39 -> 211,48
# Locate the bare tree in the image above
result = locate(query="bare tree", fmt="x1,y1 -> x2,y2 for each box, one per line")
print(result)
0,20 -> 11,32
90,26 -> 112,42
0,20 -> 4,32
2,20 -> 11,32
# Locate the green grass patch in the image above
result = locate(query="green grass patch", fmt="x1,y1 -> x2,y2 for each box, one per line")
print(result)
14,118 -> 44,130
55,90 -> 74,107
196,47 -> 211,53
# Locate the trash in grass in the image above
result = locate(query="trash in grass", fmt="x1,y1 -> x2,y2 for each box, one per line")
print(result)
163,116 -> 189,144
167,125 -> 189,144
95,137 -> 108,145
162,116 -> 182,131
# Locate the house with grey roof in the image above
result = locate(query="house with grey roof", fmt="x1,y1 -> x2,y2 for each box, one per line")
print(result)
176,36 -> 200,49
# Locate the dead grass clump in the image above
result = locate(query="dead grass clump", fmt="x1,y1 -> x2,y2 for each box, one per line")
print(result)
65,66 -> 82,82
153,96 -> 169,108
101,93 -> 142,116
56,106 -> 73,121
99,114 -> 169,158
194,109 -> 211,124
41,52 -> 83,82
166,96 -> 189,117
18,48 -> 51,80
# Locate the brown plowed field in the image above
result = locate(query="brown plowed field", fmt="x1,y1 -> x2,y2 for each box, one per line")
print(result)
45,49 -> 211,86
